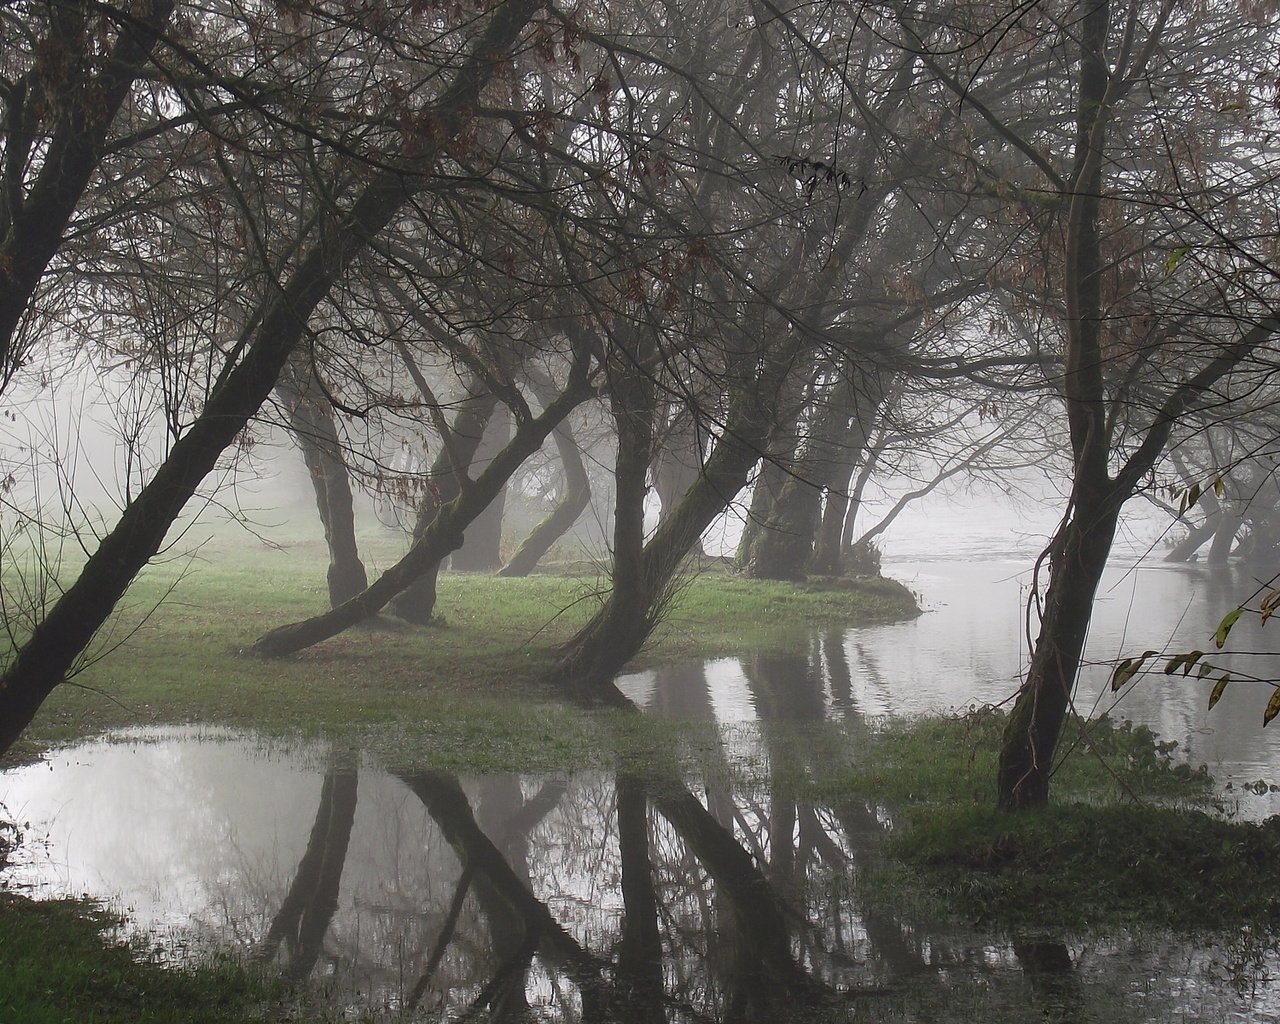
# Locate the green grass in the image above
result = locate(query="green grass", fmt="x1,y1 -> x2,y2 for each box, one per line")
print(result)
14,535 -> 915,773
825,710 -> 1214,810
885,802 -> 1280,933
812,709 -> 1280,942
0,895 -> 278,1023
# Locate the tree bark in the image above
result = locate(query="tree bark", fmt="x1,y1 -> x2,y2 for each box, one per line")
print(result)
279,358 -> 368,606
0,0 -> 544,759
450,405 -> 512,572
498,415 -> 591,576
997,495 -> 1120,810
389,381 -> 499,623
652,409 -> 705,556
552,347 -> 792,690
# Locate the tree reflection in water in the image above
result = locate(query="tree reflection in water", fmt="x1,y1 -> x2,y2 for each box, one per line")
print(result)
3,637 -> 1275,1021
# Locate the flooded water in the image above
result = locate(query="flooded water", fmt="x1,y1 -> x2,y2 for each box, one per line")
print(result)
3,724 -> 1278,1022
4,541 -> 1280,1020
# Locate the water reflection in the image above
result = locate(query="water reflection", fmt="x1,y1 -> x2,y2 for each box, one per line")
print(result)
4,559 -> 1280,1019
621,559 -> 1280,817
4,751 -> 1277,1017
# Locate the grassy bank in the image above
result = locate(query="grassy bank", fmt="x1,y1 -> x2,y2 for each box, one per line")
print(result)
11,536 -> 917,768
823,709 -> 1280,942
0,895 -> 277,1024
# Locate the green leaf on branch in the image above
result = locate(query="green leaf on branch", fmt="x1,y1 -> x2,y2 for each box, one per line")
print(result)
1264,686 -> 1280,727
1165,245 -> 1189,273
1214,607 -> 1243,649
1208,673 -> 1231,712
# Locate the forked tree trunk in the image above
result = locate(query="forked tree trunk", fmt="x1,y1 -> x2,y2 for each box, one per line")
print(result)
553,349 -> 791,690
745,369 -> 864,580
251,372 -> 589,656
389,384 -> 499,623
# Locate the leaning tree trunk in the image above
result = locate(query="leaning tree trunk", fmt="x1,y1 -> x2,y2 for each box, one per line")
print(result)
389,383 -> 499,624
0,0 -> 543,760
279,359 -> 368,606
552,348 -> 790,690
652,410 -> 706,556
450,405 -> 511,572
250,372 -> 590,656
997,490 -> 1120,811
498,415 -> 591,577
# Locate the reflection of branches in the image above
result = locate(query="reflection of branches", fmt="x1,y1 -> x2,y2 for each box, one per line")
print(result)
256,764 -> 358,983
405,862 -> 475,1013
398,771 -> 613,1014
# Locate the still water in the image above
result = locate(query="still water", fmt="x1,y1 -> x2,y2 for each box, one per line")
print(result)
3,550 -> 1280,1021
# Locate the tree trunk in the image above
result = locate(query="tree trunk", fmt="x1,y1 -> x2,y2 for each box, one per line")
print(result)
1209,508 -> 1240,564
0,0 -> 543,759
279,359 -> 368,606
450,405 -> 512,572
652,410 -> 705,556
251,373 -> 589,656
498,416 -> 591,576
997,493 -> 1119,811
745,367 -> 865,580
389,384 -> 499,623
552,350 -> 790,690
811,371 -> 886,575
